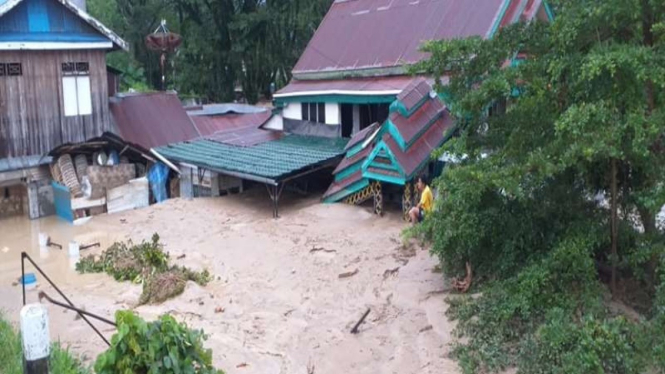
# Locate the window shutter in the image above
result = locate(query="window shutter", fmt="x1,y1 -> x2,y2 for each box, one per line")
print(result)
62,76 -> 79,116
76,76 -> 92,115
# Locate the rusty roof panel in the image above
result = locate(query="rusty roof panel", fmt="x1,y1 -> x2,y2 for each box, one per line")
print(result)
344,122 -> 380,151
390,98 -> 445,145
385,111 -> 454,178
191,111 -> 272,137
110,92 -> 199,149
333,144 -> 373,174
205,127 -> 283,147
293,0 -> 505,74
323,170 -> 365,199
396,78 -> 431,112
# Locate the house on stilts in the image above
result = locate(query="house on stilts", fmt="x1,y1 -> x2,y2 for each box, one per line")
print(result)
271,0 -> 554,217
0,0 -> 127,218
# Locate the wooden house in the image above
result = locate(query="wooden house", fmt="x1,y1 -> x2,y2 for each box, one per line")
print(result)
0,0 -> 128,218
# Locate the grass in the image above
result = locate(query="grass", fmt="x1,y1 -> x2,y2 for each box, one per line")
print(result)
0,312 -> 91,374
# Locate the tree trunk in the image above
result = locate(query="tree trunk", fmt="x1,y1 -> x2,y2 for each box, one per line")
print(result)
610,158 -> 619,296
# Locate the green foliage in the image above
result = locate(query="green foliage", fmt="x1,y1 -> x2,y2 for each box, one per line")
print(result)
95,311 -> 223,374
77,234 -> 211,304
0,313 -> 91,374
415,0 -> 665,372
87,0 -> 332,102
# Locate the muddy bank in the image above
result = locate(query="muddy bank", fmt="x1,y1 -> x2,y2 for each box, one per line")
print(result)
0,193 -> 460,374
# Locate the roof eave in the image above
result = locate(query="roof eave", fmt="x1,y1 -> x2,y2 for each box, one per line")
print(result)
0,0 -> 129,52
292,64 -> 413,81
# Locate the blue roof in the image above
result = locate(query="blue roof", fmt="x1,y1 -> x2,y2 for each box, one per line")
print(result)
0,0 -> 127,49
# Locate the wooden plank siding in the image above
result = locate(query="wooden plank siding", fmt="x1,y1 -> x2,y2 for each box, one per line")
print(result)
0,49 -> 111,158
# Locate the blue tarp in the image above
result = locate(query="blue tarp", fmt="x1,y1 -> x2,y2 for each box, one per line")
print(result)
147,162 -> 169,203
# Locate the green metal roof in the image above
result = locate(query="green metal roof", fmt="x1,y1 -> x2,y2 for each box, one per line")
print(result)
157,135 -> 348,184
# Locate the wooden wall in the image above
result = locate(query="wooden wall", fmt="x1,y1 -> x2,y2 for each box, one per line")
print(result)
0,50 -> 111,158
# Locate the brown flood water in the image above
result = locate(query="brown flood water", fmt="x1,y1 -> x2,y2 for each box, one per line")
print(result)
0,196 -> 461,374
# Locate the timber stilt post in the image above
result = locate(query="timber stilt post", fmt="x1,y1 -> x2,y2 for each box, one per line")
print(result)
20,303 -> 50,374
266,183 -> 285,218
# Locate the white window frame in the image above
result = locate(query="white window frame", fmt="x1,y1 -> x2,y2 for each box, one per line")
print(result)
62,62 -> 92,117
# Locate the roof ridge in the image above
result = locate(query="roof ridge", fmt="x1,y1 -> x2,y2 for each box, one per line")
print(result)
0,0 -> 128,51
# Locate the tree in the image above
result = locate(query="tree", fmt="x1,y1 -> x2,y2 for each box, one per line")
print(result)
415,0 -> 665,372
88,0 -> 332,103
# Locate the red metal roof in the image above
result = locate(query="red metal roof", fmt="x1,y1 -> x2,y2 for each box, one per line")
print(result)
344,122 -> 380,151
110,92 -> 199,149
276,76 -> 419,97
396,78 -> 431,113
293,0 -> 506,75
323,170 -> 365,199
385,111 -> 454,178
191,111 -> 272,137
333,144 -> 373,174
390,98 -> 446,145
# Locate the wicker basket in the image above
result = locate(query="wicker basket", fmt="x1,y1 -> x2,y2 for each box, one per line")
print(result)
50,163 -> 63,184
58,154 -> 83,197
74,154 -> 89,183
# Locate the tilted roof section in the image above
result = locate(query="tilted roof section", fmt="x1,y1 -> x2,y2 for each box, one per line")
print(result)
292,0 -> 505,78
110,92 -> 200,149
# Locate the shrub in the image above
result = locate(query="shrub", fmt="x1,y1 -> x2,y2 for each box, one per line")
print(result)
95,311 -> 224,374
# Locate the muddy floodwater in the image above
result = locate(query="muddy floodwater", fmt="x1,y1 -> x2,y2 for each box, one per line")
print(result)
0,192 -> 460,374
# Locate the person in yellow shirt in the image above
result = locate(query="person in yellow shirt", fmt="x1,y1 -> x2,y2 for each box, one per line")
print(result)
409,175 -> 433,225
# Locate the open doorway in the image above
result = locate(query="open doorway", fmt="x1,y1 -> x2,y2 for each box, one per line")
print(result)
341,104 -> 353,138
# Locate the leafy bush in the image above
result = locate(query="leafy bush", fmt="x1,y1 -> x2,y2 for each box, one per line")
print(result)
77,234 -> 212,304
95,311 -> 224,374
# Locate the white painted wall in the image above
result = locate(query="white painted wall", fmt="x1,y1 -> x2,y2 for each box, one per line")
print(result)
262,114 -> 284,130
324,102 -> 340,125
282,102 -> 302,120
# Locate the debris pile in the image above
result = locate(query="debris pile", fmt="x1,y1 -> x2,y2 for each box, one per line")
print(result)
76,233 -> 211,304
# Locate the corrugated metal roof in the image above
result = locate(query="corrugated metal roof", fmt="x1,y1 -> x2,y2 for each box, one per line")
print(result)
205,127 -> 283,147
396,78 -> 431,113
292,0 -> 505,76
344,122 -> 380,151
110,92 -> 200,149
333,144 -> 373,174
384,111 -> 455,178
0,0 -> 128,50
157,135 -> 348,183
191,112 -> 272,137
390,98 -> 446,145
0,155 -> 51,173
323,170 -> 365,199
275,76 -> 419,97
